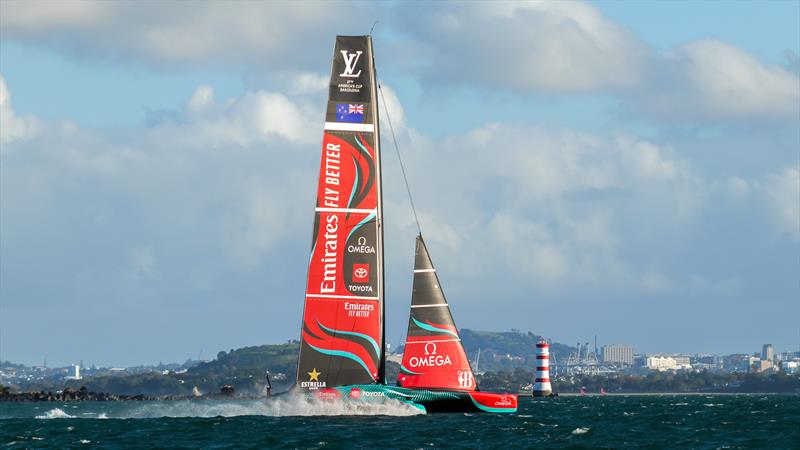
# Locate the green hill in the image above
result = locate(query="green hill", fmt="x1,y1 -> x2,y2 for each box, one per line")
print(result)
11,329 -> 572,396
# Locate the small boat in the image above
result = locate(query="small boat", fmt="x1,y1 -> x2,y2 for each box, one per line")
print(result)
292,35 -> 516,414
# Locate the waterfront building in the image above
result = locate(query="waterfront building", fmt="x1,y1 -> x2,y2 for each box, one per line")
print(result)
601,345 -> 634,365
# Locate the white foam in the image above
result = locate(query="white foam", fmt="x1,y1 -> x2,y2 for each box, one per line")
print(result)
35,408 -> 75,419
572,427 -> 590,435
97,413 -> 109,419
116,394 -> 424,418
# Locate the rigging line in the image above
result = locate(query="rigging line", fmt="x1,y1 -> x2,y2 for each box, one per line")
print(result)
377,81 -> 423,235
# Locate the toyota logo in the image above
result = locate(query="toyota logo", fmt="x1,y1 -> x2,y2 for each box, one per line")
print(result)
354,268 -> 368,278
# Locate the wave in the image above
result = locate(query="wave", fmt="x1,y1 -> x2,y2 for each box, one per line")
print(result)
571,427 -> 591,435
35,408 -> 76,419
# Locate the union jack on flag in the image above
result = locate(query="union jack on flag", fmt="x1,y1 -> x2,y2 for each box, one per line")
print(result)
335,103 -> 365,123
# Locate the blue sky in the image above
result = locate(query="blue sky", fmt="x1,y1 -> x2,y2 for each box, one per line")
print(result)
1,1 -> 798,367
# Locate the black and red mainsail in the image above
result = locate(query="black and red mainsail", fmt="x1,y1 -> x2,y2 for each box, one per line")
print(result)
296,36 -> 385,391
397,235 -> 477,391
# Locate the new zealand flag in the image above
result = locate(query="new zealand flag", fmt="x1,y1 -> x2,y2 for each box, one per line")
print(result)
335,103 -> 365,123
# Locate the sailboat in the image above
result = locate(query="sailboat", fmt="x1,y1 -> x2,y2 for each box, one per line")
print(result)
293,35 -> 517,413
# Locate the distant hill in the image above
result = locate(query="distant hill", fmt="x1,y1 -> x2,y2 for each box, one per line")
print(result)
9,329 -> 573,395
458,329 -> 574,372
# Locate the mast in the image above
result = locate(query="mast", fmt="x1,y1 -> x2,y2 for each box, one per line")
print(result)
368,36 -> 387,383
296,36 -> 384,390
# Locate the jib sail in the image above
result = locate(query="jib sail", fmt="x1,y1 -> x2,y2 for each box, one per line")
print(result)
397,235 -> 477,391
296,36 -> 385,390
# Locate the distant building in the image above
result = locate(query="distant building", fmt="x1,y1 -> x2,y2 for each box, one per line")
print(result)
781,361 -> 799,374
751,359 -> 774,373
673,356 -> 691,366
645,356 -> 691,371
602,345 -> 634,365
762,344 -> 774,361
65,364 -> 81,380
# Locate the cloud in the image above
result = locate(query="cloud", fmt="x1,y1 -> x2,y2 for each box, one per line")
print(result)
406,1 -> 647,92
634,40 -> 800,122
0,75 -> 39,145
762,166 -> 800,241
2,69 -> 796,363
3,1 -> 798,125
0,0 -> 376,68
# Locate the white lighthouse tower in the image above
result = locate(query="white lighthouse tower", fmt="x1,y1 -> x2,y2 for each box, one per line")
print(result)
533,341 -> 553,397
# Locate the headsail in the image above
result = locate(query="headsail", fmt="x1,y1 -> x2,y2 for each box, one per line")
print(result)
297,36 -> 384,390
397,235 -> 477,391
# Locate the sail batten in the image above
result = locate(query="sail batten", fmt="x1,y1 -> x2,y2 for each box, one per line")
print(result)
296,36 -> 384,390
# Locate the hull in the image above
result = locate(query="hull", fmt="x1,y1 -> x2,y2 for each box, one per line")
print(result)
312,385 -> 517,413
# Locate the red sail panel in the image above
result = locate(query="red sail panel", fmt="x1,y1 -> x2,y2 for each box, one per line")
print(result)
297,35 -> 384,390
397,235 -> 477,391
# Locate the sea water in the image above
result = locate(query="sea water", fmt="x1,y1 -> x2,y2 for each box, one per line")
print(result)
1,394 -> 798,448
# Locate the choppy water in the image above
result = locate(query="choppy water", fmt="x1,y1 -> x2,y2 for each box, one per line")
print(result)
1,394 -> 798,448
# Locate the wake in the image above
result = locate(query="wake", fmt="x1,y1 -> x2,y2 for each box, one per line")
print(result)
34,393 -> 424,419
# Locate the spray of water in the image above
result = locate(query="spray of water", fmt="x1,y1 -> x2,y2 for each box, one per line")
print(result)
35,408 -> 76,419
34,393 -> 424,419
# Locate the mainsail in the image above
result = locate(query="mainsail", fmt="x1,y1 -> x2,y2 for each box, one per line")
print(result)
397,235 -> 477,391
296,35 -> 385,390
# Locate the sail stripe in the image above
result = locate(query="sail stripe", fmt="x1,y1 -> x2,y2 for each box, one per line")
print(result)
324,122 -> 375,132
410,304 -> 448,308
412,317 -> 460,338
305,294 -> 380,300
316,320 -> 380,358
347,211 -> 377,242
413,269 -> 436,273
403,338 -> 462,344
347,157 -> 359,208
315,207 -> 376,213
307,343 -> 374,379
400,364 -> 422,375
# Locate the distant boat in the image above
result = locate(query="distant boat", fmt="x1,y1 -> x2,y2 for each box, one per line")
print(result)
518,383 -> 534,396
600,387 -> 607,395
292,35 -> 517,414
580,387 -> 586,396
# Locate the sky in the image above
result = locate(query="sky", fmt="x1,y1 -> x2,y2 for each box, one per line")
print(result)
1,0 -> 798,367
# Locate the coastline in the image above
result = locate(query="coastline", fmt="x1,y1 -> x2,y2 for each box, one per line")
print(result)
540,391 -> 799,397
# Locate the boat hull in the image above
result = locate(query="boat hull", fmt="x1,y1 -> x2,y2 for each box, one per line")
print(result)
311,385 -> 517,413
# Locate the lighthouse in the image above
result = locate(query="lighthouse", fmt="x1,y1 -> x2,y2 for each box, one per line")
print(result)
533,341 -> 553,397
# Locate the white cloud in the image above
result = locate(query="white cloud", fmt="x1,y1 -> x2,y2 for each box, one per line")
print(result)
636,40 -> 800,121
762,166 -> 800,241
410,1 -> 647,92
3,1 -> 798,125
0,0 -> 375,68
0,75 -> 39,146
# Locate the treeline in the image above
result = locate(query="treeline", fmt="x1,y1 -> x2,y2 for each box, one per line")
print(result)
10,341 -> 404,397
459,329 -> 574,372
478,368 -> 800,393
